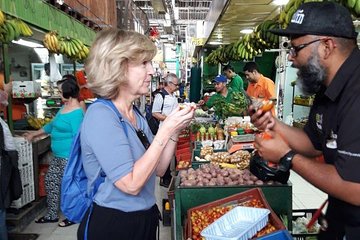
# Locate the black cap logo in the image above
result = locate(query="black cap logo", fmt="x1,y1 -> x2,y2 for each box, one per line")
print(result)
291,9 -> 305,25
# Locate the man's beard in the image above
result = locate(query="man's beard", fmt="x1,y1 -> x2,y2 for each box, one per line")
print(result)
294,52 -> 327,96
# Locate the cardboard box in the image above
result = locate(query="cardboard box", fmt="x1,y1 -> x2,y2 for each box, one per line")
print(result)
13,81 -> 41,98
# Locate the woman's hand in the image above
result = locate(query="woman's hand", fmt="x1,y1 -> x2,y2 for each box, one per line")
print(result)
249,105 -> 276,131
23,132 -> 35,142
161,105 -> 195,135
254,130 -> 291,163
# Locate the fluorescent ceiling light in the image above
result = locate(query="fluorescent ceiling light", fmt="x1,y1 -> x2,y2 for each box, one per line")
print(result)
240,29 -> 253,34
12,39 -> 44,48
208,42 -> 222,45
273,0 -> 289,6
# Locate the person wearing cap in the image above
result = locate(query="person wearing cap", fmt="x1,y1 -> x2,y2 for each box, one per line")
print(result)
243,62 -> 275,101
222,65 -> 244,92
198,75 -> 234,109
249,2 -> 360,239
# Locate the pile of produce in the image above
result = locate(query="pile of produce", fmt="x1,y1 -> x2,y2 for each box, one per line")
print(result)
189,198 -> 277,240
196,148 -> 251,170
212,91 -> 250,119
191,123 -> 225,141
179,164 -> 280,187
26,115 -> 52,129
43,31 -> 90,61
0,10 -> 33,43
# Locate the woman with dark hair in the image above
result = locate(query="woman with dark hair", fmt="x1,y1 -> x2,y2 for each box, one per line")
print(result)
23,75 -> 84,227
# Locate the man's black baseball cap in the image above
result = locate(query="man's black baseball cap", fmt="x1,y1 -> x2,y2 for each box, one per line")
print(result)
270,2 -> 357,39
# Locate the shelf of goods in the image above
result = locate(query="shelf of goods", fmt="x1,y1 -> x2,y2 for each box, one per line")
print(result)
174,176 -> 292,240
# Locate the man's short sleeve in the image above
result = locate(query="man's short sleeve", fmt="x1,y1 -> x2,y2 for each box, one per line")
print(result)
152,93 -> 164,113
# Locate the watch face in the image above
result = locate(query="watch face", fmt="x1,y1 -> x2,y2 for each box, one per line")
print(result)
250,153 -> 290,184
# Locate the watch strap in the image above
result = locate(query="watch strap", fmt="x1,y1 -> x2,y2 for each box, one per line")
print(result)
279,150 -> 296,172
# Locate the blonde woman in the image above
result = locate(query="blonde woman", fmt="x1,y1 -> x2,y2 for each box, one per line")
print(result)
77,29 -> 194,240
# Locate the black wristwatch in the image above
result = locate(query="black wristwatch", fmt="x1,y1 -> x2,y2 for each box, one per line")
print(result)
279,150 -> 296,172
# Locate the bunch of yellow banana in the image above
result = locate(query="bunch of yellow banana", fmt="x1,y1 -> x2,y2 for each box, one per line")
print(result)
27,116 -> 45,130
58,36 -> 89,61
12,18 -> 33,37
0,19 -> 21,43
0,9 -> 5,26
43,31 -> 60,53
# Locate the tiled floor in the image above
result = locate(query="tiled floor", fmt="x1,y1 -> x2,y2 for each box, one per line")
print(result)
19,172 -> 327,240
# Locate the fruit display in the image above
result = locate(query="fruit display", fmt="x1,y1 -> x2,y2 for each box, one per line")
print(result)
0,15 -> 33,43
205,22 -> 280,65
178,164 -> 283,187
43,31 -> 90,61
26,115 -> 52,130
189,198 -> 277,240
193,123 -> 225,142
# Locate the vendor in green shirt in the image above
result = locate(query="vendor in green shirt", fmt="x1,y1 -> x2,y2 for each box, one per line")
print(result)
198,75 -> 233,108
223,65 -> 245,92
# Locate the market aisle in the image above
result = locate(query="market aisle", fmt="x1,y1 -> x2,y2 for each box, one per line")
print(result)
290,171 -> 327,210
21,173 -> 326,239
22,177 -> 172,240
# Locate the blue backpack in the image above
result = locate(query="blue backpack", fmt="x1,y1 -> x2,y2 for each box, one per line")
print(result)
60,99 -> 128,229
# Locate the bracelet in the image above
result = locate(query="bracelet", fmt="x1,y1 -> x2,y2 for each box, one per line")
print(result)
169,136 -> 178,142
153,138 -> 164,147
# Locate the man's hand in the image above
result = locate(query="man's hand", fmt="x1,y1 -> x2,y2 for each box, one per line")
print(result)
198,99 -> 205,105
249,105 -> 276,130
254,130 -> 291,163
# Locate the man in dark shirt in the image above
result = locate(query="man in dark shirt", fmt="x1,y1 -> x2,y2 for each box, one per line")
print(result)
250,2 -> 360,239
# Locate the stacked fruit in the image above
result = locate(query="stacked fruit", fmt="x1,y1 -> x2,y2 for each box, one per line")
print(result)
278,0 -> 304,29
43,32 -> 90,61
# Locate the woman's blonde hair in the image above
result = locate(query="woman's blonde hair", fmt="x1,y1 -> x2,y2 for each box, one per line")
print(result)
85,28 -> 157,99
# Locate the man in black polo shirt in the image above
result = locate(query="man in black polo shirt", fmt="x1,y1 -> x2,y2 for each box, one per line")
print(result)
249,2 -> 360,239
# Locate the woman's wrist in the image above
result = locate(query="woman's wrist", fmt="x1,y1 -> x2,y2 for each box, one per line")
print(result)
169,136 -> 178,143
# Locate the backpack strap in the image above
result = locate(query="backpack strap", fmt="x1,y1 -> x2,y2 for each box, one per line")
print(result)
94,98 -> 128,137
154,90 -> 166,113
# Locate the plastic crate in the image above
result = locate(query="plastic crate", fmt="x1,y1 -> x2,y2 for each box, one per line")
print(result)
292,209 -> 322,240
10,183 -> 35,209
201,206 -> 270,240
18,161 -> 34,185
187,188 -> 286,239
13,137 -> 33,164
257,230 -> 293,240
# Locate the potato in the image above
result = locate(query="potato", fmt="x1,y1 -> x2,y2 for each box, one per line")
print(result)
255,180 -> 264,185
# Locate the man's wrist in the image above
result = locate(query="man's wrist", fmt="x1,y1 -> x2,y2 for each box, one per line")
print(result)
279,150 -> 296,172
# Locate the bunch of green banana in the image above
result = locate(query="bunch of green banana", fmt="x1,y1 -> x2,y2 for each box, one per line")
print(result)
0,19 -> 21,43
11,18 -> 33,37
343,0 -> 360,17
43,31 -> 60,53
279,0 -> 304,28
58,37 -> 89,61
255,20 -> 280,49
0,9 -> 5,26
